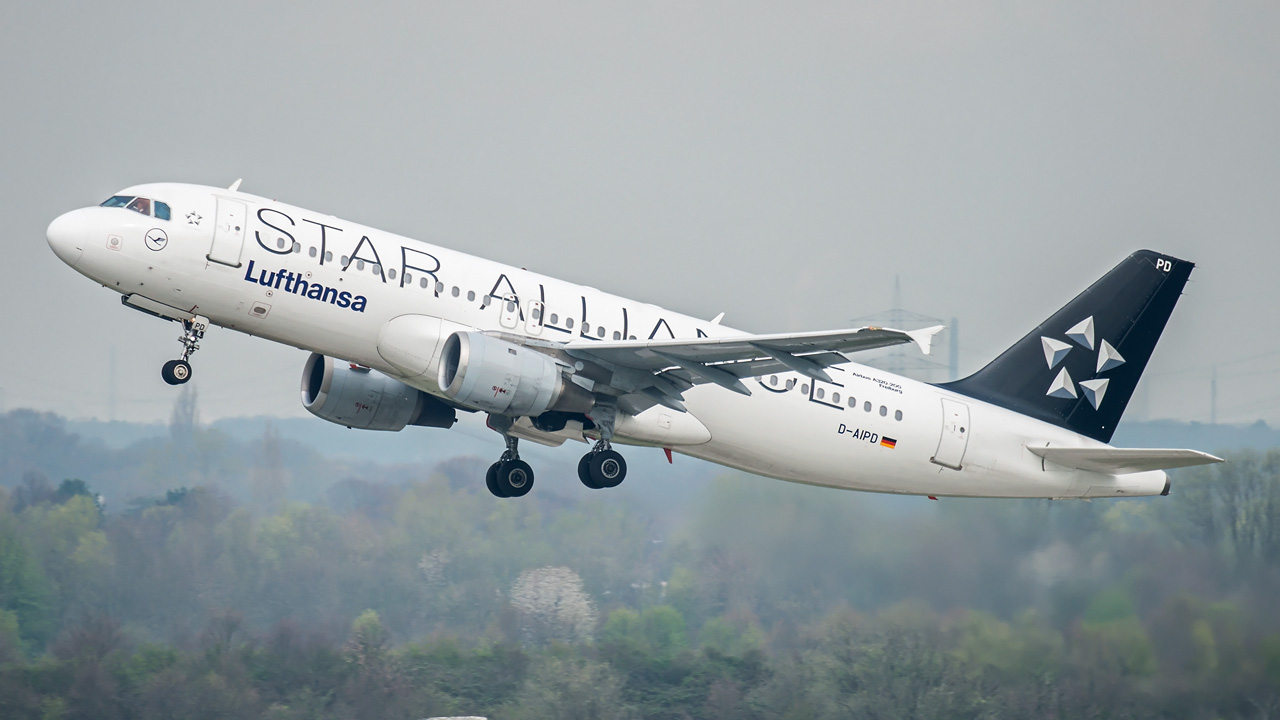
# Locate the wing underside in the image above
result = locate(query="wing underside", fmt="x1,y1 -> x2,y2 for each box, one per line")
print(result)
510,325 -> 944,414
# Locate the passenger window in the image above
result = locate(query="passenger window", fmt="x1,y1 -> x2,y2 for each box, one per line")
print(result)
100,196 -> 132,208
532,307 -> 542,320
597,326 -> 606,338
549,313 -> 559,324
324,251 -> 333,262
388,269 -> 396,279
309,247 -> 317,258
769,375 -> 778,387
341,255 -> 349,265
293,242 -> 301,253
451,286 -> 460,297
507,301 -> 517,312
127,197 -> 151,215
613,331 -> 621,340
786,379 -> 796,390
372,264 -> 380,275
801,384 -> 810,394
154,201 -> 171,221
403,272 -> 411,283
816,388 -> 825,399
566,318 -> 574,329
848,397 -> 856,408
277,238 -> 287,249
880,405 -> 887,416
895,410 -> 903,421
436,282 -> 445,294
467,290 -> 476,301
357,260 -> 365,271
582,322 -> 591,333
419,277 -> 429,289
864,401 -> 872,412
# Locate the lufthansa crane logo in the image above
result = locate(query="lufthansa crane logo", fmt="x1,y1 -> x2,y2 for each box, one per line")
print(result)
144,228 -> 168,252
1040,316 -> 1125,409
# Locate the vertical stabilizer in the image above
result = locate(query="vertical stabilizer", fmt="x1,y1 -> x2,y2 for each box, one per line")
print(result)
941,251 -> 1193,443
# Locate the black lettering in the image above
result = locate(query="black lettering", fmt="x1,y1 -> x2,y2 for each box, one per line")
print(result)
649,318 -> 676,340
344,236 -> 386,282
301,219 -> 342,265
400,246 -> 440,291
322,287 -> 338,304
293,277 -> 309,295
255,208 -> 295,255
337,290 -> 352,308
351,295 -> 367,312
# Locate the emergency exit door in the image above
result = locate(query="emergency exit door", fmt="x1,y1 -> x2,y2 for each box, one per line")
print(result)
931,398 -> 970,470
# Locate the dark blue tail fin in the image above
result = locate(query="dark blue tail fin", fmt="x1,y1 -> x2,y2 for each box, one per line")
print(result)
941,250 -> 1193,443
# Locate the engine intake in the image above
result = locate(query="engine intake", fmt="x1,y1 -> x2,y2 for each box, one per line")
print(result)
438,331 -> 594,416
301,353 -> 456,431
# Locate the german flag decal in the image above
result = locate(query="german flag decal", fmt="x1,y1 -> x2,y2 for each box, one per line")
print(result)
880,437 -> 897,449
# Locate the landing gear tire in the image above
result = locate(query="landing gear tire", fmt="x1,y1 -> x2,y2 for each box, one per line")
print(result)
489,459 -> 534,498
486,462 -> 507,498
585,449 -> 627,489
161,359 -> 192,386
578,454 -> 600,489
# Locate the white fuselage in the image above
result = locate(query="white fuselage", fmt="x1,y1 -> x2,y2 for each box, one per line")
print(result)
49,183 -> 1168,498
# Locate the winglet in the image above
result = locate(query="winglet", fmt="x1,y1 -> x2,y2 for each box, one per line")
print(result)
228,178 -> 243,192
906,325 -> 945,356
710,312 -> 725,325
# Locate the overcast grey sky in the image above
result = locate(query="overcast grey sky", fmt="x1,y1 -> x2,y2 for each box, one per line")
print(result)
2,1 -> 1278,426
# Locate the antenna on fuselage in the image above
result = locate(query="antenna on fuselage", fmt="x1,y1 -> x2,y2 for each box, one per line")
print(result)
227,178 -> 243,192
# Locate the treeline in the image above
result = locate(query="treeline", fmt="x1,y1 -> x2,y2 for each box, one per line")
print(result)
0,410 -> 1279,718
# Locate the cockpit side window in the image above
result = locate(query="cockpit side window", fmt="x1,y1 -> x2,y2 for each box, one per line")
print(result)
126,197 -> 152,216
154,201 -> 171,221
101,196 -> 133,208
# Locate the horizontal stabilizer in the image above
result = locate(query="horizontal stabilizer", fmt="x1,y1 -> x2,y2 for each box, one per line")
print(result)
1027,445 -> 1224,475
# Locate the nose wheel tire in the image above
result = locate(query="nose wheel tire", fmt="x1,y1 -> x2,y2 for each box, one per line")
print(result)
580,449 -> 626,489
488,459 -> 534,498
161,359 -> 192,385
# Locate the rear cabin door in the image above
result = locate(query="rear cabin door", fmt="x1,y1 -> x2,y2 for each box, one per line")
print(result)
207,198 -> 247,267
931,398 -> 971,470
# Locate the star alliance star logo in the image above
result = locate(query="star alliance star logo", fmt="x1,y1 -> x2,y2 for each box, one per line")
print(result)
187,212 -> 202,226
1040,316 -> 1125,409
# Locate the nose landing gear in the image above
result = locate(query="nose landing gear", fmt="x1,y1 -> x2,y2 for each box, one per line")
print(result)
162,316 -> 207,386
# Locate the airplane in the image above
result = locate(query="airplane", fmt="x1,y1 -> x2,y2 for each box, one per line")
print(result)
46,181 -> 1222,499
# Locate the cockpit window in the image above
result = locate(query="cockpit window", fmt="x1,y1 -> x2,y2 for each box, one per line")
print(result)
100,195 -> 171,220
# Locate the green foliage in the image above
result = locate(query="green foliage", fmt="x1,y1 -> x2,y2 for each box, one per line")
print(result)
0,410 -> 1279,717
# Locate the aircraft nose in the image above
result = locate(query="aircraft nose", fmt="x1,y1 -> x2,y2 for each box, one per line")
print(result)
47,210 -> 87,267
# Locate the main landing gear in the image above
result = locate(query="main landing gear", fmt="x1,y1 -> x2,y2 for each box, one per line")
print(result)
486,432 -> 535,498
577,401 -> 628,490
482,406 -> 630,498
578,440 -> 627,490
161,317 -> 207,386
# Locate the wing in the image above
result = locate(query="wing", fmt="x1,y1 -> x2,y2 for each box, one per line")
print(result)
1027,446 -> 1224,474
512,324 -> 944,413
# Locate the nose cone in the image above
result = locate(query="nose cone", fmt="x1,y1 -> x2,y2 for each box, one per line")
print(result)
47,210 -> 88,267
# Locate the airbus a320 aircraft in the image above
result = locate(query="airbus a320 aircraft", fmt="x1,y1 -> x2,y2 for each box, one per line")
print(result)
47,181 -> 1221,499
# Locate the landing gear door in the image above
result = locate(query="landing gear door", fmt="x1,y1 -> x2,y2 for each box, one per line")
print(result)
208,198 -> 247,267
931,398 -> 970,470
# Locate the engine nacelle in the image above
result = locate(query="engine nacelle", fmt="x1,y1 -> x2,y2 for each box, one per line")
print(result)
301,353 -> 456,431
438,331 -> 594,416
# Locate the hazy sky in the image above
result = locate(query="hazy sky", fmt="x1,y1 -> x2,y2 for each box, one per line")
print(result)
3,2 -> 1278,427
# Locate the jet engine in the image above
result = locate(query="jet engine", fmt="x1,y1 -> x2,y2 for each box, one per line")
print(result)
301,353 -> 456,431
438,331 -> 594,416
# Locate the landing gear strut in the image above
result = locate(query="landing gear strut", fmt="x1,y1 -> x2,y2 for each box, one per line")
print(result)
578,402 -> 628,489
162,316 -> 207,386
486,425 -> 534,498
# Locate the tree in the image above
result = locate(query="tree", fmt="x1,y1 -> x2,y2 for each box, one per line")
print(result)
509,567 -> 597,647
